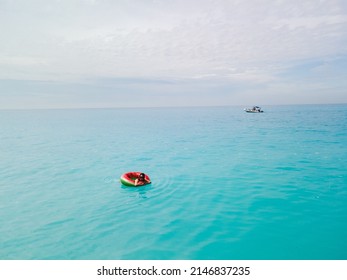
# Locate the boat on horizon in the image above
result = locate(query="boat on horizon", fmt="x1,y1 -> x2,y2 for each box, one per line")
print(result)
244,106 -> 264,113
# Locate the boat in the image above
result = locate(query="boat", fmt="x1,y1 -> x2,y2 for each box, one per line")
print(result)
244,106 -> 264,113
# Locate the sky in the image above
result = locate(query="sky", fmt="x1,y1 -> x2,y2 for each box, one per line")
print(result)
1,0 -> 347,109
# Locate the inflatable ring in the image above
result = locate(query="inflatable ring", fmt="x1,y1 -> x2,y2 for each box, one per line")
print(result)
120,172 -> 151,187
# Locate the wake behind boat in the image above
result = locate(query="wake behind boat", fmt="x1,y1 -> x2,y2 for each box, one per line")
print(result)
244,106 -> 264,113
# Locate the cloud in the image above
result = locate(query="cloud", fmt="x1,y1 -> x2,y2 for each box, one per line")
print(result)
1,0 -> 347,108
272,15 -> 347,30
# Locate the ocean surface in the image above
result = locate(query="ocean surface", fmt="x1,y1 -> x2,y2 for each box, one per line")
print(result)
0,104 -> 346,260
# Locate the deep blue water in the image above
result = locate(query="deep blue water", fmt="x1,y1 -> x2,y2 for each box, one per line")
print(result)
1,104 -> 346,259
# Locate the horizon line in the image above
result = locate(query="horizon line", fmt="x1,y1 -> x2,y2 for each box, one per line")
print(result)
0,102 -> 346,111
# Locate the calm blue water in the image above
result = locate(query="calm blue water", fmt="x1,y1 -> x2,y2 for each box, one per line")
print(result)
1,104 -> 347,260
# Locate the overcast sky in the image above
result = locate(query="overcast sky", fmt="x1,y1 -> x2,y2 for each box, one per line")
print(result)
1,0 -> 347,109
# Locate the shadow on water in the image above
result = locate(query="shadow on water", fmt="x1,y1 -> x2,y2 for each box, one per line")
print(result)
120,183 -> 152,200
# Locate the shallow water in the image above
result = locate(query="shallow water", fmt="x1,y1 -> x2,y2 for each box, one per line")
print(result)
0,104 -> 346,259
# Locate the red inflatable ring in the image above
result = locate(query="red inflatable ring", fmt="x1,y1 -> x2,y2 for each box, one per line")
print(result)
120,172 -> 151,187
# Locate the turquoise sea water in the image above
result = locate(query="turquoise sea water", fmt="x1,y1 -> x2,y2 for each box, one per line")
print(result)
1,104 -> 347,260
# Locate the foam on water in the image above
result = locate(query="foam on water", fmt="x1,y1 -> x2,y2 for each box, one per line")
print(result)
0,105 -> 346,259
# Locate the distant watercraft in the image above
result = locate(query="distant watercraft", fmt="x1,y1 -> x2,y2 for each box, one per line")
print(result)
244,106 -> 264,113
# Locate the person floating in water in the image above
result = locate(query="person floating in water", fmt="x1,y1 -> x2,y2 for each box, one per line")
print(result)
134,172 -> 151,186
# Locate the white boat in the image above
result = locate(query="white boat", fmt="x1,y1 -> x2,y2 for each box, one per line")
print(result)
244,106 -> 264,113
